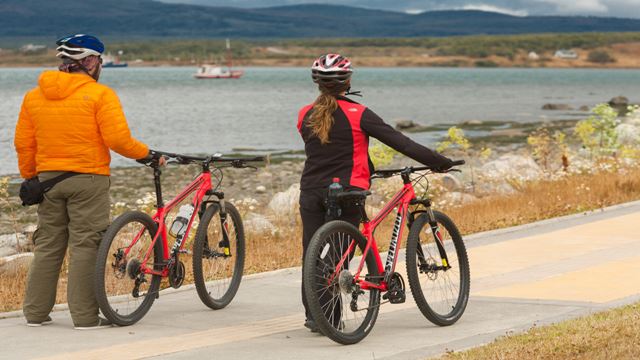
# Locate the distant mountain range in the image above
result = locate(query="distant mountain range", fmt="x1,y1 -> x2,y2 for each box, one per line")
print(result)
1,0 -> 640,38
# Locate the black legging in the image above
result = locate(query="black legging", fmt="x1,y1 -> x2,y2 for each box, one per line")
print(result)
299,188 -> 362,322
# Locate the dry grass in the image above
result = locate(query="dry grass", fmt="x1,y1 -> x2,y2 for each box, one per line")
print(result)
442,302 -> 640,360
1,166 -> 640,313
447,167 -> 640,236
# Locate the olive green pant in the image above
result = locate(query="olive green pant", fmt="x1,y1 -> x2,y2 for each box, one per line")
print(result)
23,172 -> 110,326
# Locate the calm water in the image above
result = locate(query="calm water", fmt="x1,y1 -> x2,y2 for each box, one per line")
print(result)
1,66 -> 639,175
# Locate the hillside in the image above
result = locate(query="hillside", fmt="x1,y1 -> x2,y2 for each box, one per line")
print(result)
1,0 -> 640,38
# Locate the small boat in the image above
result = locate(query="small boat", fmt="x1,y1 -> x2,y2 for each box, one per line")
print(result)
102,51 -> 128,68
194,65 -> 243,79
194,39 -> 243,79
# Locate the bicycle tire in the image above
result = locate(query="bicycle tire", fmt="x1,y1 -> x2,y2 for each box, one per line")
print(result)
303,220 -> 381,345
95,211 -> 163,326
406,210 -> 470,326
193,202 -> 245,310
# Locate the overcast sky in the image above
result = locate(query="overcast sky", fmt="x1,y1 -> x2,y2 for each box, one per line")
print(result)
159,0 -> 640,18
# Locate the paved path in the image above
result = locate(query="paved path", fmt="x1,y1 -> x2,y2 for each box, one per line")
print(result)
1,201 -> 639,360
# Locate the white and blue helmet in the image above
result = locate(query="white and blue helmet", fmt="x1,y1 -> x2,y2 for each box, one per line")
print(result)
55,34 -> 104,60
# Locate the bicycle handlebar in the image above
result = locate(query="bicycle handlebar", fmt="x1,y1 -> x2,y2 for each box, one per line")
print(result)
140,150 -> 264,168
371,159 -> 465,179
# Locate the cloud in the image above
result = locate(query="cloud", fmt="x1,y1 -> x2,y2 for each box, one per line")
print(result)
460,3 -> 529,16
534,0 -> 609,14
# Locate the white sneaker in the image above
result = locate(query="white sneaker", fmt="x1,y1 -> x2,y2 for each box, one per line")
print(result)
74,317 -> 113,330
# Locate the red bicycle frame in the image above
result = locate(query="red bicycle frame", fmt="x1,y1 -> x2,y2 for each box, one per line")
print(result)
123,168 -> 213,278
331,175 -> 448,293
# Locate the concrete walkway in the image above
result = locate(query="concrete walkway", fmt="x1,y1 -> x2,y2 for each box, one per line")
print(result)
1,202 -> 639,360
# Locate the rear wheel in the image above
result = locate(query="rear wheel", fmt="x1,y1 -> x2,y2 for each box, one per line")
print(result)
406,210 -> 470,326
95,211 -> 163,326
303,220 -> 381,345
193,202 -> 245,309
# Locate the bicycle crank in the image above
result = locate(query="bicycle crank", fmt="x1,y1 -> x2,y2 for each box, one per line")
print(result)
169,260 -> 186,289
382,272 -> 406,304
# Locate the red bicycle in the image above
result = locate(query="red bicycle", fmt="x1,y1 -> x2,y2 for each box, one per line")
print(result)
303,161 -> 470,344
95,150 -> 263,326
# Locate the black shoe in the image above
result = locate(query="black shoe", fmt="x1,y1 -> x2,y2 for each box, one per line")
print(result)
26,316 -> 53,327
304,319 -> 319,333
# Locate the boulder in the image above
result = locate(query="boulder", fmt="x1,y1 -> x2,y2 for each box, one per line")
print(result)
268,184 -> 300,216
480,154 -> 542,181
608,96 -> 629,107
541,103 -> 573,111
441,174 -> 462,191
243,213 -> 276,234
395,119 -> 418,130
255,185 -> 267,194
0,233 -> 29,249
0,246 -> 18,257
616,123 -> 640,145
0,253 -> 34,276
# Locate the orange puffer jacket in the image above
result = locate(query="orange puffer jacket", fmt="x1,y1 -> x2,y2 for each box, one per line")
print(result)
14,71 -> 149,178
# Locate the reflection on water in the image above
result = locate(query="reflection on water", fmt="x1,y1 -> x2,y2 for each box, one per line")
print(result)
1,66 -> 639,175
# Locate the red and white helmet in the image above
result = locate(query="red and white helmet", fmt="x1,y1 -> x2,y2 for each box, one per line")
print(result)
311,54 -> 353,85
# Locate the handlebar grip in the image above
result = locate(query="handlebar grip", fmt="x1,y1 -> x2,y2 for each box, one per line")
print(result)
451,160 -> 465,166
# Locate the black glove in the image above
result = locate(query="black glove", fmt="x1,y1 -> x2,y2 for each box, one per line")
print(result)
136,150 -> 158,165
432,157 -> 455,173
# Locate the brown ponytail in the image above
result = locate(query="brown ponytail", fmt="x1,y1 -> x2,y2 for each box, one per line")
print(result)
308,83 -> 349,144
308,93 -> 337,144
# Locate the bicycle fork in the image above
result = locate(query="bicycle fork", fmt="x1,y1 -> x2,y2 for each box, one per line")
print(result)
417,208 -> 451,271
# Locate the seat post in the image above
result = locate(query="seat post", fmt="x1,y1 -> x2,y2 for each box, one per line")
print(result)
358,202 -> 369,223
153,166 -> 164,208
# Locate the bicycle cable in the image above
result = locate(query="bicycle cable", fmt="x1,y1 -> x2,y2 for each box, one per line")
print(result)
211,167 -> 224,191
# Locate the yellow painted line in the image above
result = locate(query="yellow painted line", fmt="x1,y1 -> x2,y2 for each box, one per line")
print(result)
37,314 -> 302,360
474,256 -> 640,303
469,212 -> 640,279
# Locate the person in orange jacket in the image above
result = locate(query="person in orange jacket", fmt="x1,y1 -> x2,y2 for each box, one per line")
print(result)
14,34 -> 162,329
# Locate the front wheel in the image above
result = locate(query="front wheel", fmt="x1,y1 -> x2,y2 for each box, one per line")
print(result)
95,211 -> 164,326
406,210 -> 470,326
303,220 -> 381,345
193,202 -> 245,310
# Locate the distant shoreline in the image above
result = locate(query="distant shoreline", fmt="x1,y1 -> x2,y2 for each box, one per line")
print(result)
1,61 -> 639,69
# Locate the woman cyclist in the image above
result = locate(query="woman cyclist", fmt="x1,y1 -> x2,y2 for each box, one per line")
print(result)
297,54 -> 454,332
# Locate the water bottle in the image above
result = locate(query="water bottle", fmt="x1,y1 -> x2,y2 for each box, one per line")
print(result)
326,177 -> 343,218
170,204 -> 194,239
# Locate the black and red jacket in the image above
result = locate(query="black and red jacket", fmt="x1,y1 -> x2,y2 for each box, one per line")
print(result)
297,96 -> 451,191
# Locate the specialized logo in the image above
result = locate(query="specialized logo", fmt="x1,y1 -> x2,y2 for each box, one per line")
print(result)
385,211 -> 403,272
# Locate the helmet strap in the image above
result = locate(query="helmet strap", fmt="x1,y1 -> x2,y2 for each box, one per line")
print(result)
345,87 -> 362,97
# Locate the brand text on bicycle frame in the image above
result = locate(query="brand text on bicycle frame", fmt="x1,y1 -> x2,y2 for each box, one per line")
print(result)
384,211 -> 403,273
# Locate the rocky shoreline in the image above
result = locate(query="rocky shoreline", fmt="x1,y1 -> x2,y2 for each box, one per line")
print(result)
2,95 -> 639,273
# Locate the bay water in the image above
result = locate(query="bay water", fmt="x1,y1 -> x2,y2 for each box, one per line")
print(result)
1,66 -> 639,175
